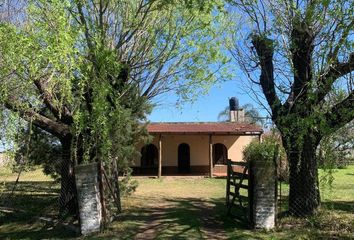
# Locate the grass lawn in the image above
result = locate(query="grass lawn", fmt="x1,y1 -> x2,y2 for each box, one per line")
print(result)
0,166 -> 353,239
0,167 -> 74,239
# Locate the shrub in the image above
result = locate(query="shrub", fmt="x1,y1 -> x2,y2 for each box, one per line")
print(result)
243,134 -> 289,181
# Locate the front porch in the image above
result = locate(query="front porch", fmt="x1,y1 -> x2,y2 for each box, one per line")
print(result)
132,165 -> 227,177
132,123 -> 262,177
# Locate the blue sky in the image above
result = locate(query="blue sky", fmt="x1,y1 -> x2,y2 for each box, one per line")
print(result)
148,79 -> 268,122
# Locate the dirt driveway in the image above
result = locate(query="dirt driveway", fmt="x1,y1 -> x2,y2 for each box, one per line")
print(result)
113,177 -> 246,240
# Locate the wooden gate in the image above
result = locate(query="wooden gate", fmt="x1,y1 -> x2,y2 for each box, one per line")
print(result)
226,159 -> 253,225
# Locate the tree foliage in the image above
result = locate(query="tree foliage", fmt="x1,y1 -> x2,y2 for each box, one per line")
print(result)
14,126 -> 62,179
0,0 -> 228,217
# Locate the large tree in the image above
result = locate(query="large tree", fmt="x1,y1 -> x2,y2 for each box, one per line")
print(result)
228,0 -> 353,216
0,0 -> 227,217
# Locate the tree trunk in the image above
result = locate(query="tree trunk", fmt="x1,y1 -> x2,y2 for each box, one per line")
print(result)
287,133 -> 320,216
112,159 -> 122,213
59,137 -> 79,219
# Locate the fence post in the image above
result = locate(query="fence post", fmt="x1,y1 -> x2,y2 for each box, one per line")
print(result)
248,160 -> 254,228
75,163 -> 103,235
251,155 -> 277,229
273,145 -> 279,226
226,159 -> 231,206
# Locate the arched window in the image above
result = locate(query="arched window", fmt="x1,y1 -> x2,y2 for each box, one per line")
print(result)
213,143 -> 228,165
141,144 -> 158,167
178,143 -> 190,173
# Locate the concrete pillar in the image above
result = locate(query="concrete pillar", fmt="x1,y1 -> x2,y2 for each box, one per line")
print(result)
75,163 -> 103,235
251,159 -> 277,229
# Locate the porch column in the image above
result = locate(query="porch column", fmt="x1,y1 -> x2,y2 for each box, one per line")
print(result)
158,134 -> 162,178
209,134 -> 213,177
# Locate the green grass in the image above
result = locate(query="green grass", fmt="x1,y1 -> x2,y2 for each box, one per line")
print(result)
0,167 -> 69,239
320,167 -> 354,201
275,167 -> 354,240
94,166 -> 354,240
0,166 -> 353,239
0,167 -> 53,182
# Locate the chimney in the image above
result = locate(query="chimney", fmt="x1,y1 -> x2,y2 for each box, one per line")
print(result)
229,97 -> 245,123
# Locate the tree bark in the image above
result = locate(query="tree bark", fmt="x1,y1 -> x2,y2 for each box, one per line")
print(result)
286,133 -> 320,216
112,159 -> 122,213
58,136 -> 79,219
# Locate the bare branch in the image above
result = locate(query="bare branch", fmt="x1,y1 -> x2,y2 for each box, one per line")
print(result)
323,90 -> 354,134
316,53 -> 354,103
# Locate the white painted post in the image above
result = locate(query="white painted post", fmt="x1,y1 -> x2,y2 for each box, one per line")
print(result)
75,163 -> 103,235
158,134 -> 162,178
252,159 -> 277,229
209,134 -> 213,177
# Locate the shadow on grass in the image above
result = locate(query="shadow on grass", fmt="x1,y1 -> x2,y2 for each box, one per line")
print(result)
0,218 -> 75,240
0,181 -> 78,240
278,194 -> 354,214
0,181 -> 59,213
92,197 -> 252,240
1,181 -> 353,239
104,196 -> 349,240
276,197 -> 354,240
322,201 -> 354,213
1,181 -> 59,196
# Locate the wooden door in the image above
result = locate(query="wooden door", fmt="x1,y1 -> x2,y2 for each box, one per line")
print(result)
178,143 -> 190,173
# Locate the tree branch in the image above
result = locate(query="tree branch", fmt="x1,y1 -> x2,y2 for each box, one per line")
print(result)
316,53 -> 354,103
323,90 -> 354,134
34,77 -> 73,124
4,98 -> 71,138
326,19 -> 354,64
286,19 -> 315,108
251,35 -> 283,120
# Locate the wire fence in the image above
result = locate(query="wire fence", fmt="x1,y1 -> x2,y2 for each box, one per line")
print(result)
277,157 -> 354,218
0,154 -> 76,226
277,161 -> 289,218
277,159 -> 321,218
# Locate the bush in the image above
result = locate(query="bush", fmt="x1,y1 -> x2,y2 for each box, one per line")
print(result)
243,134 -> 289,181
243,138 -> 278,163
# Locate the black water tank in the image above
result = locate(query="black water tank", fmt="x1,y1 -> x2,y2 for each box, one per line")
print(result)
229,97 -> 239,111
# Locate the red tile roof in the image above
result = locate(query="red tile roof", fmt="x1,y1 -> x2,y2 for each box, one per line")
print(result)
147,122 -> 263,135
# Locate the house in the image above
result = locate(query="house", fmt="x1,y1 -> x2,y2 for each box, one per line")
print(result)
133,98 -> 263,176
